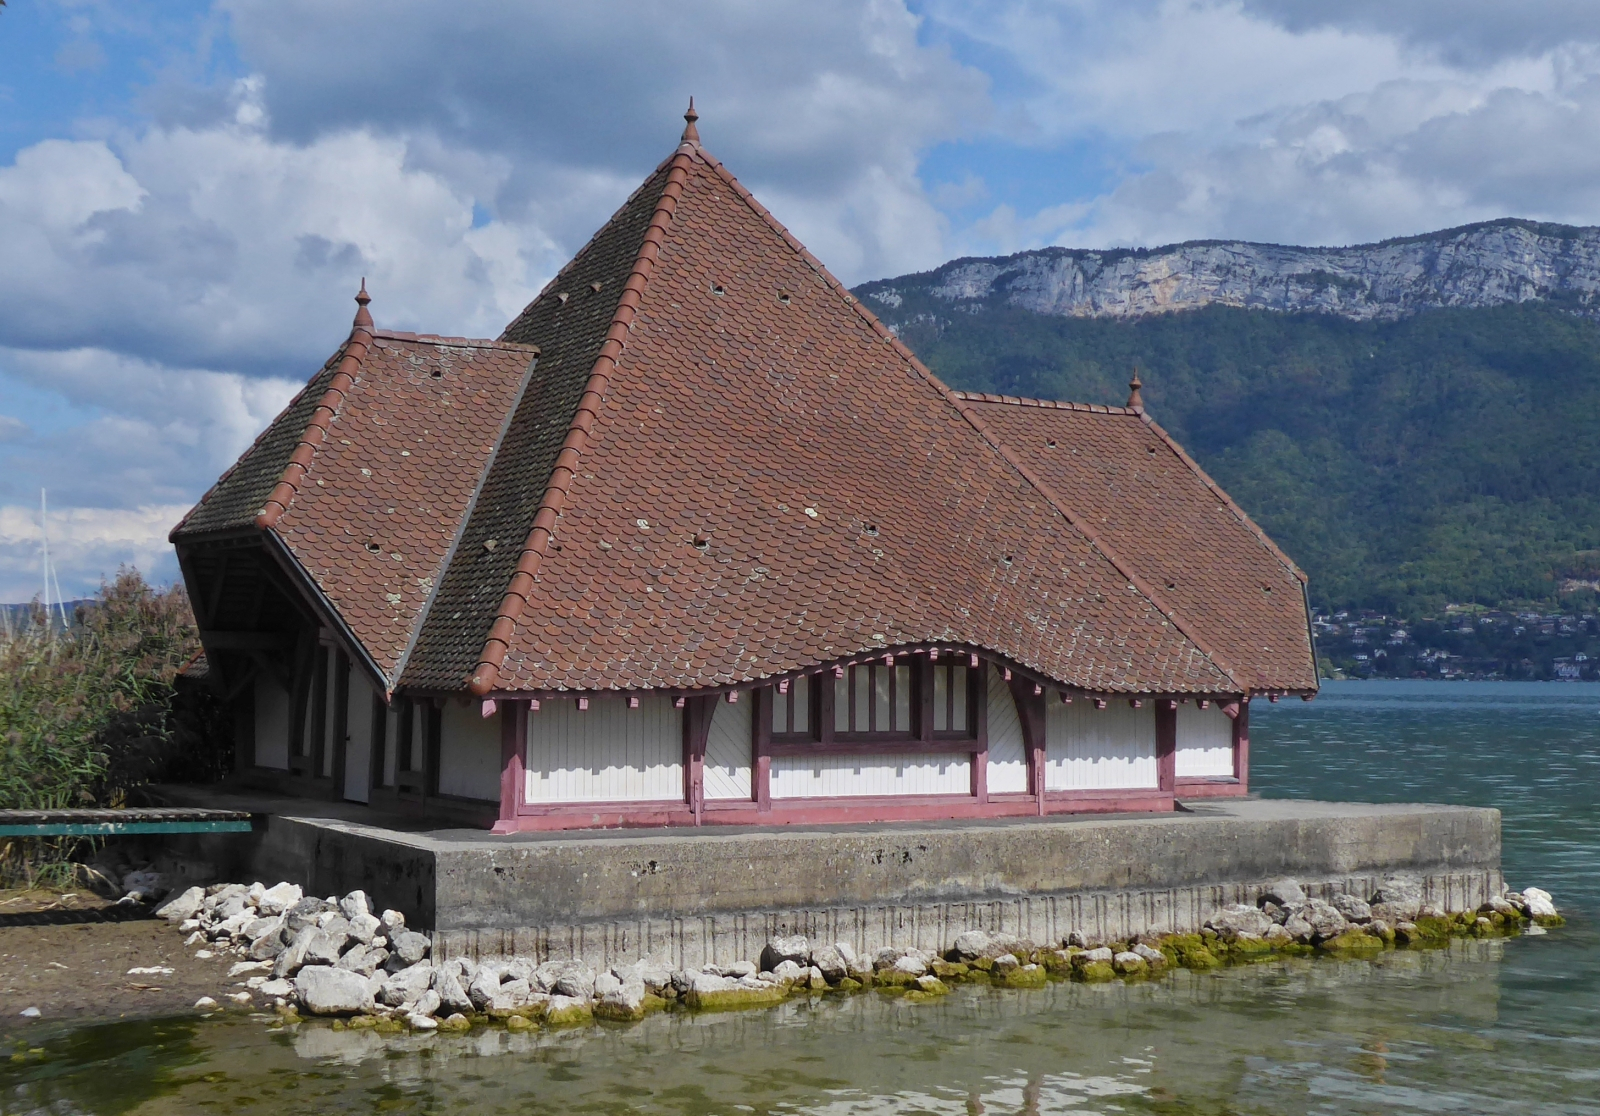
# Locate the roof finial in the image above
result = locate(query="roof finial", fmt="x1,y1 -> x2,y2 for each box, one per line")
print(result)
1127,367 -> 1144,410
353,277 -> 373,331
682,97 -> 700,145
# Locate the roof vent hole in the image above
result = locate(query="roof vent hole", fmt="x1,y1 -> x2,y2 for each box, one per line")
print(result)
712,284 -> 726,296
1046,439 -> 1057,448
365,542 -> 382,553
863,524 -> 879,537
556,292 -> 569,305
777,292 -> 792,306
693,534 -> 711,551
589,281 -> 603,293
1147,446 -> 1158,454
431,369 -> 443,378
1002,554 -> 1014,565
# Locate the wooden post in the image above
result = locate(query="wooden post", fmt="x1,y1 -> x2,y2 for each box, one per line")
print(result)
972,662 -> 989,802
1155,699 -> 1177,793
754,689 -> 772,813
368,691 -> 387,792
1234,698 -> 1250,789
424,701 -> 442,799
1007,674 -> 1047,814
684,695 -> 714,824
493,700 -> 527,834
330,649 -> 350,800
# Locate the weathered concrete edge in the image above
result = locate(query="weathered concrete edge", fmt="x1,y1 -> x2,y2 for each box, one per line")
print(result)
430,868 -> 1505,969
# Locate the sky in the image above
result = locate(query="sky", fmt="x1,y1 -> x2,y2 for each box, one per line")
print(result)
3,0 -> 1600,601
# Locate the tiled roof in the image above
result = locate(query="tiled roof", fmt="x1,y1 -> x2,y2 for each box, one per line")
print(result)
177,116 -> 1314,699
953,392 -> 1316,692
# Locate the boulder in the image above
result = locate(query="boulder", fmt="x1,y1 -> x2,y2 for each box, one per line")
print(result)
594,972 -> 623,999
468,970 -> 505,1011
548,961 -> 597,1000
285,897 -> 332,935
490,979 -> 534,1011
347,913 -> 383,945
1265,924 -> 1295,946
1065,930 -> 1091,949
1259,878 -> 1306,909
339,891 -> 372,920
1297,900 -> 1348,941
389,931 -> 431,967
380,909 -> 407,935
248,924 -> 289,961
380,964 -> 436,1007
544,995 -> 595,1027
258,978 -> 295,999
1330,893 -> 1373,923
272,925 -> 320,979
680,971 -> 789,1012
257,882 -> 303,916
336,945 -> 387,976
615,959 -> 674,996
770,960 -> 807,984
156,886 -> 206,923
411,989 -> 442,1018
1260,901 -> 1288,925
1523,887 -> 1558,919
1112,951 -> 1147,975
914,974 -> 949,995
1132,943 -> 1167,966
122,869 -> 167,902
891,954 -> 928,977
242,915 -> 283,943
811,944 -> 851,983
294,966 -> 374,1015
302,929 -> 346,967
213,893 -> 250,922
594,977 -> 650,1022
1282,913 -> 1314,944
1078,947 -> 1114,963
1206,904 -> 1275,939
432,968 -> 473,1014
953,930 -> 1033,961
1370,876 -> 1423,919
761,936 -> 811,972
721,960 -> 758,980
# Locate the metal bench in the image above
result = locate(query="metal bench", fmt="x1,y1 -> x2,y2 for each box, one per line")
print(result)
0,808 -> 254,837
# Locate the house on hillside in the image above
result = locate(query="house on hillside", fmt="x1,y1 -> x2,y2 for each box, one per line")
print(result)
170,105 -> 1316,833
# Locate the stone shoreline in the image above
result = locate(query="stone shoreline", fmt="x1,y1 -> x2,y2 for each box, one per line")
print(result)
142,872 -> 1565,1033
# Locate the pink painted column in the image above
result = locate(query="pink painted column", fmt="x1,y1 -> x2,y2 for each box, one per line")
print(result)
491,699 -> 526,834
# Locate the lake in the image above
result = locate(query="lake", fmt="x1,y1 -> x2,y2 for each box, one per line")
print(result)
4,680 -> 1597,1115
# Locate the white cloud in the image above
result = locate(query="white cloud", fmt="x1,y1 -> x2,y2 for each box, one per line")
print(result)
0,503 -> 192,602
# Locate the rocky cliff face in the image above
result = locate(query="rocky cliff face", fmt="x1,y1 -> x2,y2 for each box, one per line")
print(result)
857,219 -> 1600,323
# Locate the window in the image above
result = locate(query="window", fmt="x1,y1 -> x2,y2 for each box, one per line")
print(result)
931,662 -> 971,733
771,673 -> 811,736
833,662 -> 913,735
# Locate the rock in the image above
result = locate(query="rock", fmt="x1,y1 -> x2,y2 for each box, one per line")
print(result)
914,974 -> 949,995
194,949 -> 214,960
1523,887 -> 1558,919
301,929 -> 346,967
1207,904 -> 1275,939
991,953 -> 1021,976
228,960 -> 271,978
408,1013 -> 439,1031
1133,943 -> 1167,965
437,1012 -> 470,1032
834,942 -> 859,970
594,977 -> 650,1022
1265,924 -> 1295,945
336,945 -> 385,976
1297,900 -> 1348,941
594,972 -> 623,999
273,925 -> 319,979
193,997 -> 217,1010
339,891 -> 372,920
121,868 -> 167,902
295,966 -> 375,1015
389,931 -> 431,967
248,926 -> 288,961
227,991 -> 253,1005
807,966 -> 827,991
892,954 -> 928,977
548,961 -> 597,1000
495,978 -> 533,1007
1318,928 -> 1385,955
1259,878 -> 1306,909
257,882 -> 303,916
380,909 -> 406,934
761,935 -> 811,972
259,978 -> 295,998
680,971 -> 789,1012
770,959 -> 807,984
616,959 -> 674,996
1079,947 -> 1114,963
811,943 -> 850,983
1369,919 -> 1394,942
344,912 -> 381,945
241,914 -> 282,943
1112,952 -> 1147,975
1065,930 -> 1091,949
545,995 -> 595,1027
468,970 -> 505,1011
506,1014 -> 535,1032
1331,893 -> 1373,923
1523,923 -> 1548,936
954,930 -> 1033,961
1282,913 -> 1314,943
379,963 -> 435,1007
156,886 -> 206,922
284,897 -> 329,934
432,968 -> 473,1015
1370,877 -> 1424,919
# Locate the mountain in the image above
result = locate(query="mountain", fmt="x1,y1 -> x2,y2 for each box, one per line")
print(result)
858,219 -> 1600,324
851,221 -> 1600,619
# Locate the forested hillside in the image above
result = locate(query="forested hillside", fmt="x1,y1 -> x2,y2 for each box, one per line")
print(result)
860,297 -> 1600,618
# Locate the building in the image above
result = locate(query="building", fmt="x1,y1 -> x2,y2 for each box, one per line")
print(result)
170,105 -> 1316,833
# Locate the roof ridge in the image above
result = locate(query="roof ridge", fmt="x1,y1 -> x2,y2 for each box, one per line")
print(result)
692,148 -> 1238,691
373,329 -> 541,351
255,285 -> 375,531
950,391 -> 1138,415
468,142 -> 697,696
1136,411 -> 1308,585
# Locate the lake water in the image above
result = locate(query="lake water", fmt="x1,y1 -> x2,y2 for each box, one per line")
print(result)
5,681 -> 1597,1115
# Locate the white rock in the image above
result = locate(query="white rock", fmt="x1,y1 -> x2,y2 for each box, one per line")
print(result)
339,891 -> 372,920
546,960 -> 597,999
1259,878 -> 1307,908
294,966 -> 375,1015
1082,947 -> 1114,963
257,882 -> 303,916
761,935 -> 811,971
721,960 -> 758,980
1523,887 -> 1558,918
1207,904 -> 1276,938
1331,893 -> 1373,923
347,913 -> 382,945
771,959 -> 807,982
184,930 -> 205,947
19,1006 -> 41,1019
247,882 -> 266,905
811,944 -> 850,982
156,885 -> 206,922
380,909 -> 407,934
259,978 -> 295,998
594,972 -> 623,998
246,976 -> 269,990
227,991 -> 253,1004
380,964 -> 436,1007
892,954 -> 928,976
412,989 -> 442,1018
408,1013 -> 438,1030
389,930 -> 430,966
195,950 -> 214,960
193,997 -> 217,1010
128,965 -> 175,976
432,968 -> 473,1014
1132,943 -> 1167,965
227,961 -> 270,978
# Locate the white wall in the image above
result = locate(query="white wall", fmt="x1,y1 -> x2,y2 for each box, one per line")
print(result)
704,697 -> 752,800
254,674 -> 290,770
344,673 -> 374,803
525,694 -> 683,803
1176,703 -> 1235,778
1045,701 -> 1158,790
770,753 -> 971,798
440,701 -> 502,801
985,665 -> 1028,793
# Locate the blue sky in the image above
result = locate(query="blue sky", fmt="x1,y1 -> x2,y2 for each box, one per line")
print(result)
4,0 -> 1600,600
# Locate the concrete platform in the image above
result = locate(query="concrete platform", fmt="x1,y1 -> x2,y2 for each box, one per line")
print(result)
157,789 -> 1502,969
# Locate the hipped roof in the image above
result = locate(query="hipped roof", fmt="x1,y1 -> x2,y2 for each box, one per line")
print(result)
174,115 -> 1315,698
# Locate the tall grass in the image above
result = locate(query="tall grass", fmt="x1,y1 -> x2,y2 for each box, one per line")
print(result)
0,569 -> 214,886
